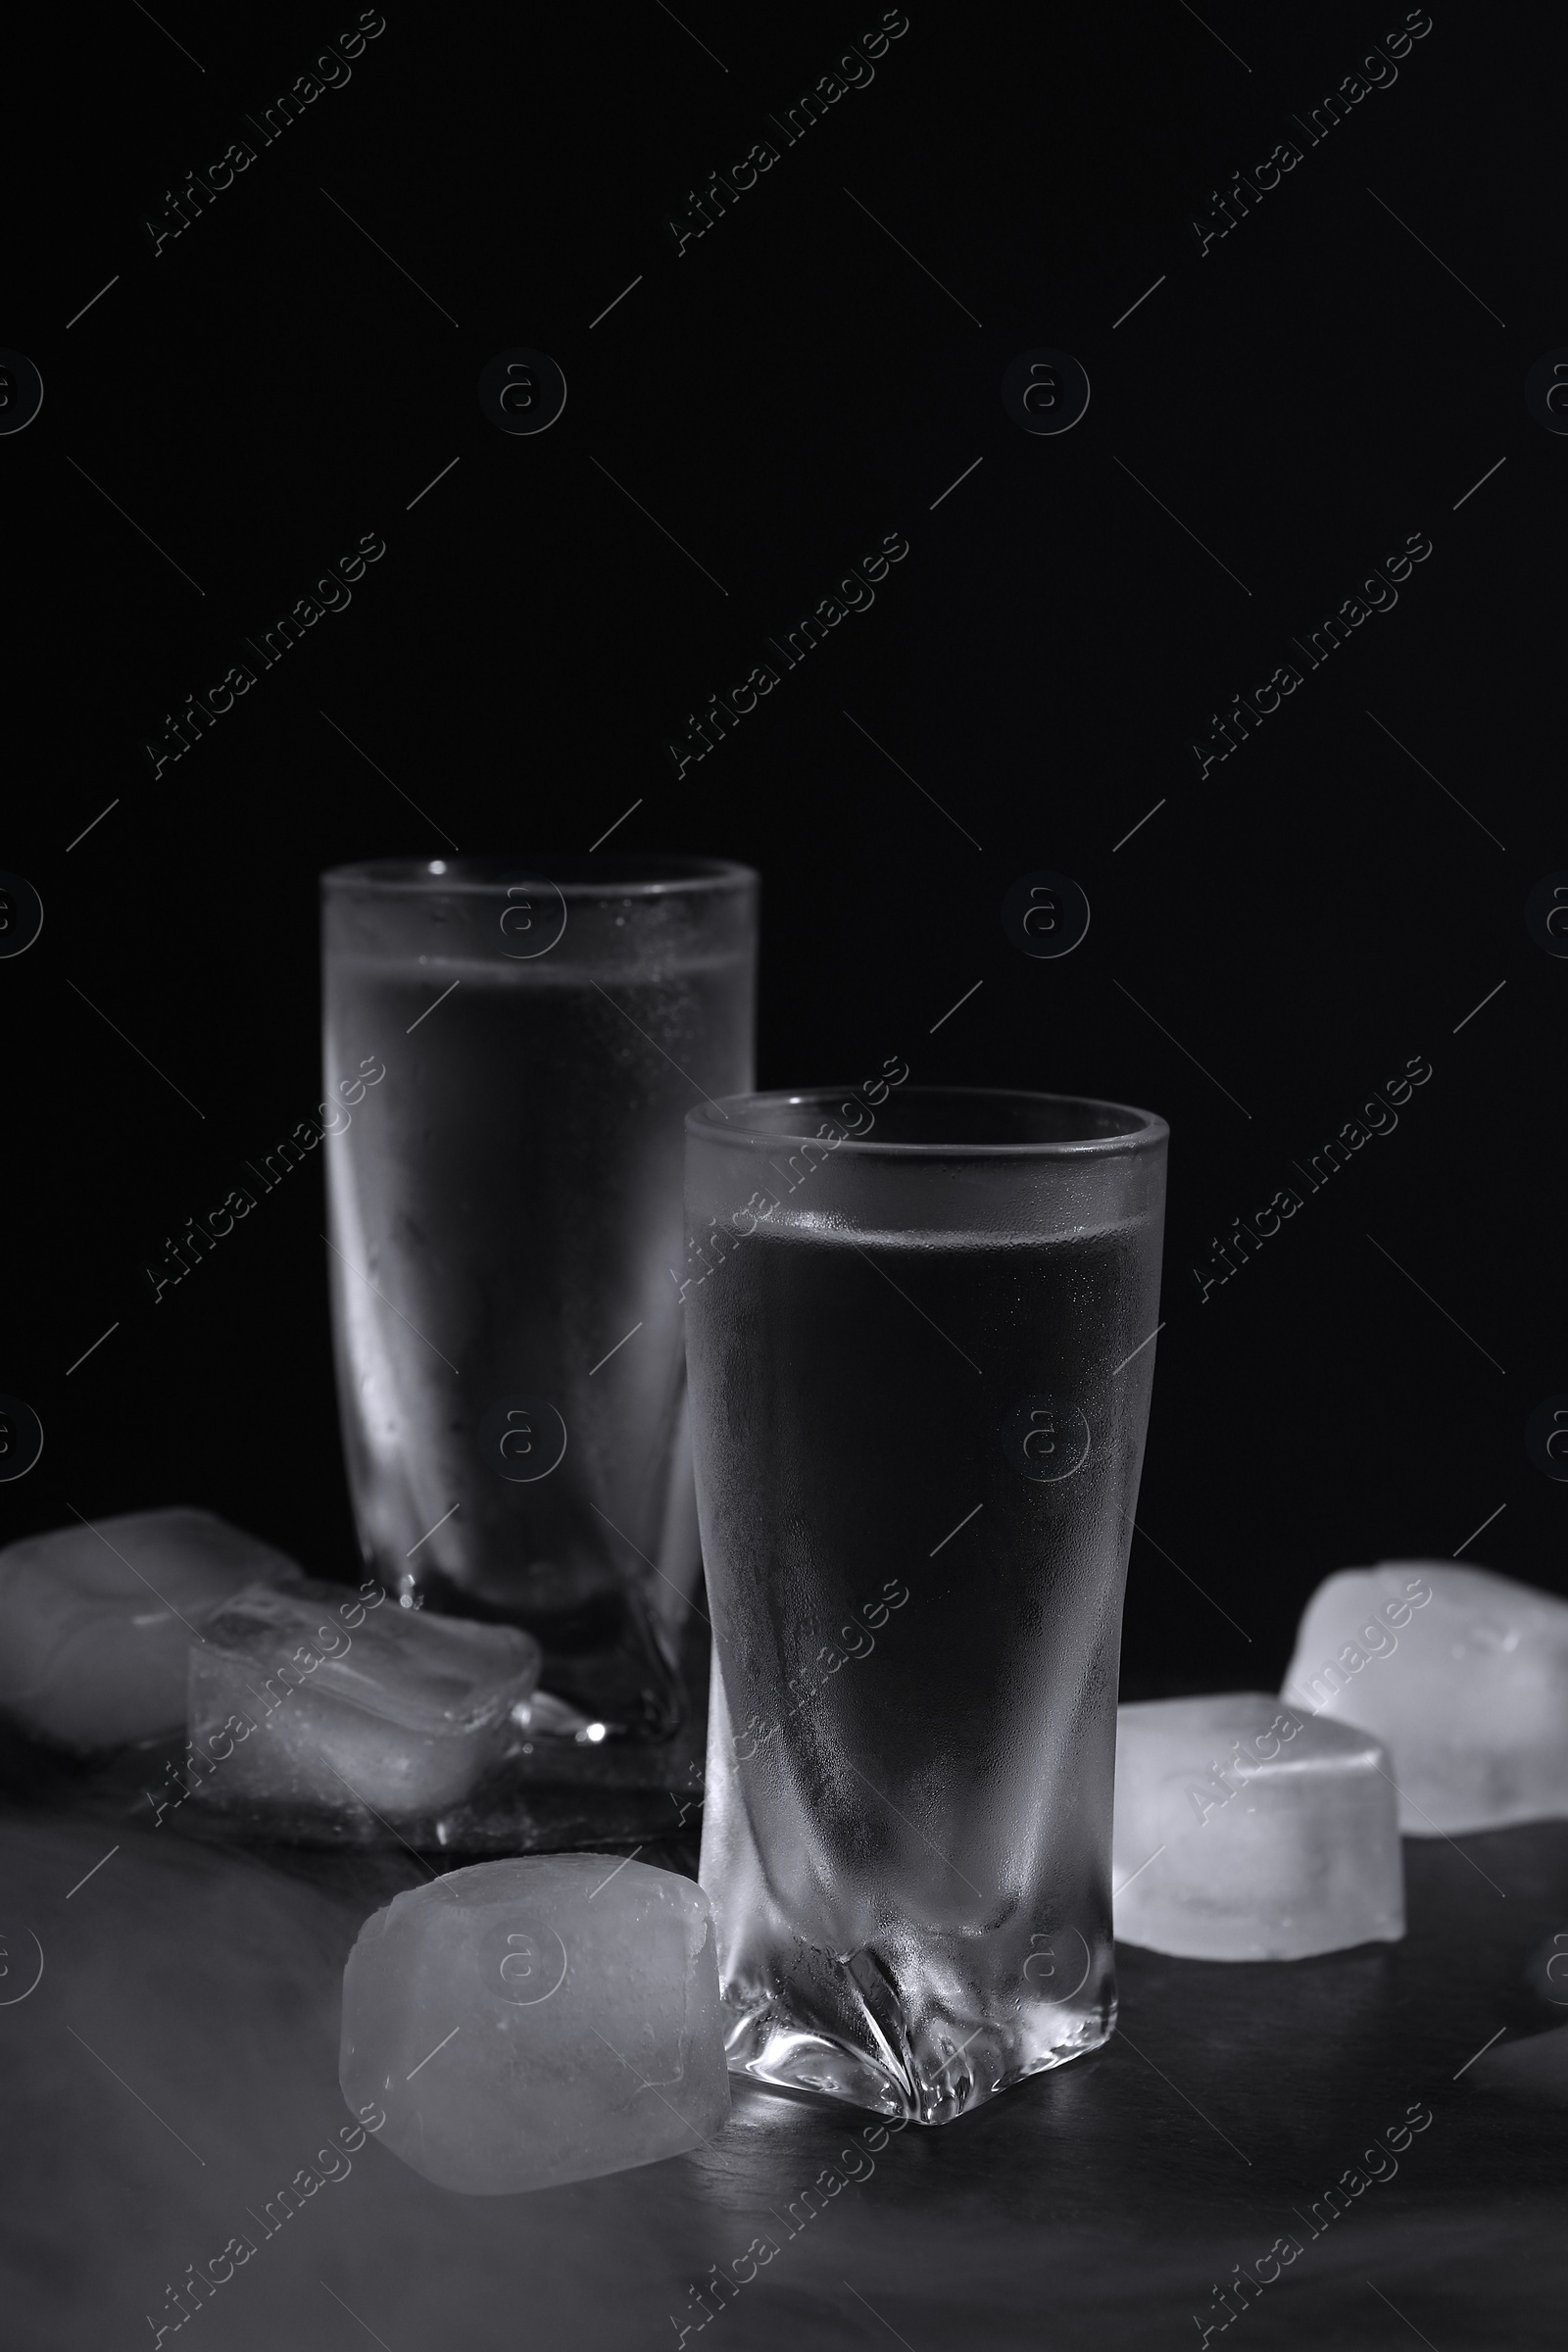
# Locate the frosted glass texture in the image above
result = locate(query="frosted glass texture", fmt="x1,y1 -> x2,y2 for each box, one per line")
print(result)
687,1085 -> 1167,2123
321,856 -> 756,1738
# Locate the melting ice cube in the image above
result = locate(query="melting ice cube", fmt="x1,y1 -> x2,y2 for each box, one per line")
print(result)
339,1854 -> 728,2192
0,1506 -> 301,1751
1281,1562 -> 1568,1835
1113,1693 -> 1403,1961
187,1580 -> 539,1828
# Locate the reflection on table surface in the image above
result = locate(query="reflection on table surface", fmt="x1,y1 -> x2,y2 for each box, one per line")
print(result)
1,1801 -> 1563,2350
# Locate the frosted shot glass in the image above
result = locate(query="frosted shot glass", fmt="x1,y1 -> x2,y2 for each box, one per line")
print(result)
322,856 -> 757,1739
686,1086 -> 1168,2121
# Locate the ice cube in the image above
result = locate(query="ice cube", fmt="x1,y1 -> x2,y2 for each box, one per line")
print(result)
1281,1562 -> 1568,1835
339,1853 -> 728,2192
187,1580 -> 539,1829
0,1506 -> 302,1751
1113,1693 -> 1403,1961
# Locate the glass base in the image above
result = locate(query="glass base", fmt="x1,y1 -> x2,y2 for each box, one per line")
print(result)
396,1562 -> 687,1741
698,1658 -> 1119,2124
718,1975 -> 1116,2126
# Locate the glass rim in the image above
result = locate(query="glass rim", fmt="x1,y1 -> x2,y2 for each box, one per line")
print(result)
320,853 -> 758,900
686,1085 -> 1169,1159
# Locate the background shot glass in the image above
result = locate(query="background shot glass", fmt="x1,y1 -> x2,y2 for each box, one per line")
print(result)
322,855 -> 757,1738
686,1086 -> 1168,2121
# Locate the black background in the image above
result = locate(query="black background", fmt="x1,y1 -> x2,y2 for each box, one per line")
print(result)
6,0 -> 1563,1693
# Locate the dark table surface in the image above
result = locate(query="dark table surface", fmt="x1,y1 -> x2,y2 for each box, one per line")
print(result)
3,1767 -> 1564,2352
